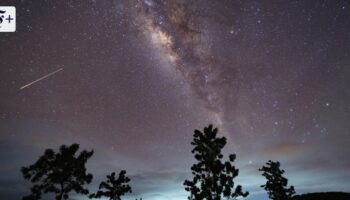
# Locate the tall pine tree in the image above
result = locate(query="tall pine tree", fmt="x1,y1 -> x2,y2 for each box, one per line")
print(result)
21,144 -> 93,200
89,170 -> 132,200
259,160 -> 295,200
184,125 -> 248,200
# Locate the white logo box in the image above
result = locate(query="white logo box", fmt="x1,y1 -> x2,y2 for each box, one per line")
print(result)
0,6 -> 16,32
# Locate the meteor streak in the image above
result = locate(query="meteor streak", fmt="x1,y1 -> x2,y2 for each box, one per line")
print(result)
20,68 -> 63,90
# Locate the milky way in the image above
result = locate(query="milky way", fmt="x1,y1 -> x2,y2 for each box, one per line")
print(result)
133,0 -> 240,127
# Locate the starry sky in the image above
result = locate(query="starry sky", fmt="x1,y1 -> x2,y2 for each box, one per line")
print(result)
0,0 -> 350,199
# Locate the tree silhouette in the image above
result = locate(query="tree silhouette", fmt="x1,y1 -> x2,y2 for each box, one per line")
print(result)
89,170 -> 132,200
21,144 -> 94,200
184,124 -> 249,200
259,160 -> 295,200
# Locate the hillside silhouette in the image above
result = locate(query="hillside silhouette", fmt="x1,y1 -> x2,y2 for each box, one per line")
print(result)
292,192 -> 350,200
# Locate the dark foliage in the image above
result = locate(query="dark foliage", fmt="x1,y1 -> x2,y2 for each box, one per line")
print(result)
259,160 -> 295,200
89,170 -> 132,200
21,144 -> 94,200
184,124 -> 249,200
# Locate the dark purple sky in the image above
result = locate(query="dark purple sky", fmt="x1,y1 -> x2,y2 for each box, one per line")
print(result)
0,0 -> 349,199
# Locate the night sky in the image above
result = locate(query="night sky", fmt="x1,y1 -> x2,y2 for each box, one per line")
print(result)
0,0 -> 350,199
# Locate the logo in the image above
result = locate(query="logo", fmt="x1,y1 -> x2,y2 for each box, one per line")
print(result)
0,6 -> 16,32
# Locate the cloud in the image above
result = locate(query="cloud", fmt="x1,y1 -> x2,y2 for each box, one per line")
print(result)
264,142 -> 308,157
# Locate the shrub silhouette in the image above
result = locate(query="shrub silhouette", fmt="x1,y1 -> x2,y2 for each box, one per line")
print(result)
21,144 -> 94,200
184,124 -> 249,200
259,160 -> 295,200
89,170 -> 132,200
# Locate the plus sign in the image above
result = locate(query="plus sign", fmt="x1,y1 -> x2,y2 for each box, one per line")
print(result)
6,15 -> 14,23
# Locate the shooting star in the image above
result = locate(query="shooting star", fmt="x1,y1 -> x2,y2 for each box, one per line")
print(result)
20,68 -> 63,90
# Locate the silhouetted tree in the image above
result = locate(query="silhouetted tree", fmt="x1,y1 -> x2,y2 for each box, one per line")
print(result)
21,144 -> 94,200
184,124 -> 249,200
89,170 -> 132,200
259,160 -> 295,200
